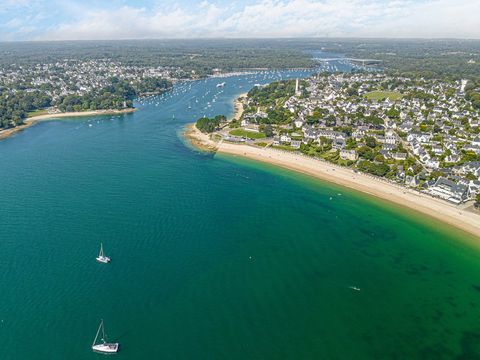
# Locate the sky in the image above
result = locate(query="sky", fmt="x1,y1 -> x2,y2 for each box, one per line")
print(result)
0,0 -> 479,41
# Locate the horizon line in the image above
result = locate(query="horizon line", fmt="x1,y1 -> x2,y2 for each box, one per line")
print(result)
1,36 -> 480,44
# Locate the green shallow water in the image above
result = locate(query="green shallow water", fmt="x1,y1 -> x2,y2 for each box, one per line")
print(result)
1,70 -> 480,359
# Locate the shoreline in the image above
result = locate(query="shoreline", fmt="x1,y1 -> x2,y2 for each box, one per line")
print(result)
0,108 -> 136,141
231,93 -> 247,121
183,93 -> 245,149
184,124 -> 480,239
184,123 -> 219,152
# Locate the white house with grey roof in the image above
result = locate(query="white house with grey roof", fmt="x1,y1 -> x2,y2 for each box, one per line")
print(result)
429,177 -> 469,204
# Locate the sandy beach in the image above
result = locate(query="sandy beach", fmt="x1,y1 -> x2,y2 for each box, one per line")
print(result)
0,108 -> 136,141
185,124 -> 480,239
184,123 -> 220,152
231,93 -> 247,121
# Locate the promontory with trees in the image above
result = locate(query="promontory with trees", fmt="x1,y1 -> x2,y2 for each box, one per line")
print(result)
195,115 -> 227,133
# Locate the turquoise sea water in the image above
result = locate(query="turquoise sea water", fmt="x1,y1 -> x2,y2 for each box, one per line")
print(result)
1,69 -> 480,359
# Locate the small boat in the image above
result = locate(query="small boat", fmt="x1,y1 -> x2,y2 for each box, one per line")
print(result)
92,319 -> 119,354
349,286 -> 361,291
96,243 -> 110,263
216,82 -> 226,88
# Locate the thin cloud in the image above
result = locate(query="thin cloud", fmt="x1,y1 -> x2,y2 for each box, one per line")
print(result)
2,0 -> 479,40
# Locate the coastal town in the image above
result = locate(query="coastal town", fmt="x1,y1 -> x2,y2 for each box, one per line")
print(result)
195,73 -> 480,208
3,53 -> 480,211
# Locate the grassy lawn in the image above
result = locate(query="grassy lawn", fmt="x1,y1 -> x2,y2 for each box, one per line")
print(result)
27,109 -> 49,118
364,91 -> 403,101
272,145 -> 296,152
229,129 -> 266,139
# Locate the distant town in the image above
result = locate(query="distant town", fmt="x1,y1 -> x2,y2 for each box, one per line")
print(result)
0,59 -> 183,128
0,59 -> 182,100
197,73 -> 480,206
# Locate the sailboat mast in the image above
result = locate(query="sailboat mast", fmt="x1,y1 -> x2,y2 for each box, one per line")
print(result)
99,243 -> 103,257
102,321 -> 106,342
93,319 -> 103,347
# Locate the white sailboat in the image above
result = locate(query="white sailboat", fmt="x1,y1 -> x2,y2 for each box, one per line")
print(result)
96,243 -> 110,263
92,319 -> 119,354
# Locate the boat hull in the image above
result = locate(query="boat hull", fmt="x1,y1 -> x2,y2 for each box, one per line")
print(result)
92,343 -> 119,353
96,256 -> 110,263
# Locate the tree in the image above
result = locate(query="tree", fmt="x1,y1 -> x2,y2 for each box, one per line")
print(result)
264,125 -> 274,137
429,171 -> 444,179
195,116 -> 221,133
357,160 -> 390,177
386,107 -> 400,118
358,146 -> 374,161
345,137 -> 357,150
365,136 -> 377,149
346,87 -> 357,96
374,154 -> 385,163
465,172 -> 478,181
318,136 -> 332,151
461,151 -> 480,163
